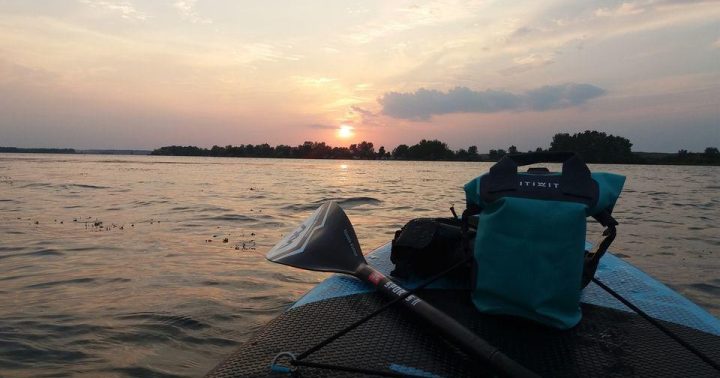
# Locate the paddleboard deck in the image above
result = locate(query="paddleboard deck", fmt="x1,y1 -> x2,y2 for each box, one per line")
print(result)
207,243 -> 720,377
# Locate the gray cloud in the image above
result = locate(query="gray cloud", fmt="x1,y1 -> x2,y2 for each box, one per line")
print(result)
379,83 -> 606,120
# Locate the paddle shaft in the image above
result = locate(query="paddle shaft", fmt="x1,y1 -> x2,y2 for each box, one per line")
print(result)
356,264 -> 538,378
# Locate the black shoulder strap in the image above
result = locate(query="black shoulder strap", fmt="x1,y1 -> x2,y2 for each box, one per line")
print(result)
581,210 -> 618,288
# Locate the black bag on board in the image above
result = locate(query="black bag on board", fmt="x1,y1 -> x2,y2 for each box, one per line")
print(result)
390,218 -> 472,280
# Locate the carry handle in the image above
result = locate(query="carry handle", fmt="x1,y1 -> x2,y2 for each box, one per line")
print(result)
484,152 -> 598,204
504,151 -> 578,166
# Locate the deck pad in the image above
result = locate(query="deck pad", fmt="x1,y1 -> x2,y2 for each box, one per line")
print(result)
207,244 -> 720,377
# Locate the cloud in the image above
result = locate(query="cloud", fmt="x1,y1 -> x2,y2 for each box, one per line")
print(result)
499,53 -> 555,75
525,84 -> 606,111
295,76 -> 337,87
379,84 -> 606,120
349,105 -> 386,127
79,0 -> 148,21
174,0 -> 212,24
345,1 -> 480,44
235,43 -> 302,64
595,2 -> 646,17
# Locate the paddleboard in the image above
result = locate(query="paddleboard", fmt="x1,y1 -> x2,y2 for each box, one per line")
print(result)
206,243 -> 720,377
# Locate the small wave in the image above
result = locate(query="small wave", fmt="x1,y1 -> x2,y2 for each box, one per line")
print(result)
169,204 -> 231,212
26,248 -> 65,257
25,277 -> 96,289
332,196 -> 382,207
106,277 -> 132,283
115,312 -> 208,331
180,335 -> 239,347
63,184 -> 110,189
0,340 -> 89,363
10,320 -> 107,337
0,274 -> 31,282
208,214 -> 256,222
282,196 -> 383,211
132,199 -> 171,207
0,246 -> 26,252
20,182 -> 53,189
0,248 -> 65,260
687,283 -> 720,296
104,366 -> 184,378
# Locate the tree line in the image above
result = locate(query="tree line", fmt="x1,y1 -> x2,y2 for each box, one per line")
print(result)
150,130 -> 720,165
0,147 -> 76,154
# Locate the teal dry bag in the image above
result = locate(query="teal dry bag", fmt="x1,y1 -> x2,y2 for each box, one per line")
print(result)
463,152 -> 625,329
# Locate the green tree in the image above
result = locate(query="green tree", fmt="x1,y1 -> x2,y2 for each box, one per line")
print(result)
468,145 -> 478,156
407,139 -> 455,160
357,141 -> 375,159
392,144 -> 409,159
549,130 -> 633,163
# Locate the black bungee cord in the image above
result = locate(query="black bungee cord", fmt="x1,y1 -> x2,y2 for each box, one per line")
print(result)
271,256 -> 474,377
592,277 -> 720,372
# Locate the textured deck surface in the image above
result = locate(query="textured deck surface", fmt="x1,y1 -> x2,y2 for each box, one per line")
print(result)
207,245 -> 720,377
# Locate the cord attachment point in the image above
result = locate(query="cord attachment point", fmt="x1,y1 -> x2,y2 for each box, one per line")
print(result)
270,352 -> 297,375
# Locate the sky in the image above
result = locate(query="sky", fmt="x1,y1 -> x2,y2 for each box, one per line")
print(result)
0,0 -> 718,152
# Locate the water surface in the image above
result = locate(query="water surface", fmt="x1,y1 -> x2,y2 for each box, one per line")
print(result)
0,154 -> 718,377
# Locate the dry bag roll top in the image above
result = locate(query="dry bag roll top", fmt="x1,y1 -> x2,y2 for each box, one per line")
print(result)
464,152 -> 625,329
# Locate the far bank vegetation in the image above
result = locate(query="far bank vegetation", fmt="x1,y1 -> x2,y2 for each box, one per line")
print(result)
150,131 -> 720,166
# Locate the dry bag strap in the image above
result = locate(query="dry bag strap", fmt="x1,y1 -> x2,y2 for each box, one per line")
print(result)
581,210 -> 618,288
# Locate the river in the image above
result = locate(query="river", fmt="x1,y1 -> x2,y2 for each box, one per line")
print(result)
0,153 -> 718,377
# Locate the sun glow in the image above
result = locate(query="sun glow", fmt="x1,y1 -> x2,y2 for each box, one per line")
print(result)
337,125 -> 354,139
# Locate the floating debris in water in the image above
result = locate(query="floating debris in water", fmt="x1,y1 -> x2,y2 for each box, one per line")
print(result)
234,239 -> 256,251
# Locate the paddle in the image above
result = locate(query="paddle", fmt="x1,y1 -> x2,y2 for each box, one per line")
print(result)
267,201 -> 538,378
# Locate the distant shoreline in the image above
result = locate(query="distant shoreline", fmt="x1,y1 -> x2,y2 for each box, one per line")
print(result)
0,147 -> 151,155
2,146 -> 719,166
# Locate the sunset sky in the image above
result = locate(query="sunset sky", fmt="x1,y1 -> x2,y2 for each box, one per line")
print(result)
1,1 -> 718,152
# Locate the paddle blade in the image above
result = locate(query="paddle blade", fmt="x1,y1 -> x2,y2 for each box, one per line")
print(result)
267,201 -> 366,274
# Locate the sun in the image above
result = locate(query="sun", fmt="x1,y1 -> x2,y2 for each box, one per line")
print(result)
337,125 -> 354,139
